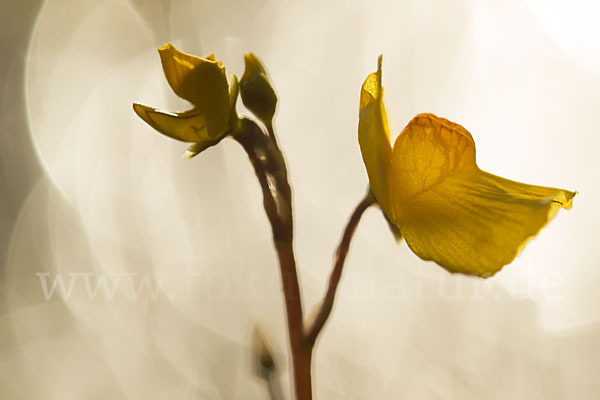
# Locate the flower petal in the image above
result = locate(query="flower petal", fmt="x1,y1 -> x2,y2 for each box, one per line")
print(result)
389,114 -> 575,276
358,55 -> 392,211
183,139 -> 221,159
133,103 -> 210,143
389,114 -> 477,215
158,43 -> 230,139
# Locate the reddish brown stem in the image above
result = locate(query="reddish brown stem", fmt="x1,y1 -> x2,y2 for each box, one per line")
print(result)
266,120 -> 278,148
304,194 -> 374,346
235,119 -> 311,400
236,118 -> 373,399
275,241 -> 312,400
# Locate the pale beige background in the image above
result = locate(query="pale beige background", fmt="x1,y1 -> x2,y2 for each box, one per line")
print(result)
1,0 -> 599,399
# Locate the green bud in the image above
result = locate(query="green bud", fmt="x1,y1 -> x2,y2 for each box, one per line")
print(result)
240,53 -> 278,127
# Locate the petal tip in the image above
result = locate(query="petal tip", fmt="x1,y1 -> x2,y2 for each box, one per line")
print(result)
132,102 -> 152,122
182,150 -> 196,159
555,189 -> 577,210
376,55 -> 383,88
242,52 -> 266,77
157,42 -> 175,53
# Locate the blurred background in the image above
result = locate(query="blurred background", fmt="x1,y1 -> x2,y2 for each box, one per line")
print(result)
1,0 -> 599,398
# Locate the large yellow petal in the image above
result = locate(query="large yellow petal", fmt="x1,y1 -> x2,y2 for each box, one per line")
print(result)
358,55 -> 392,211
158,43 -> 230,139
389,114 -> 575,276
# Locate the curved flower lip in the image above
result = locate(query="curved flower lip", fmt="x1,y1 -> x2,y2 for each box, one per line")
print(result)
358,57 -> 577,277
132,103 -> 208,143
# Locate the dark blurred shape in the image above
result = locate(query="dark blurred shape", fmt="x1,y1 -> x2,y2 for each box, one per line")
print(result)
252,326 -> 282,400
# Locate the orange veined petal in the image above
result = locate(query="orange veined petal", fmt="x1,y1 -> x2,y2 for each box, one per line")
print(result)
389,114 -> 477,213
388,114 -> 575,276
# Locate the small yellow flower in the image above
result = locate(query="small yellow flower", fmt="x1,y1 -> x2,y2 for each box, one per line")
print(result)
359,56 -> 576,277
133,43 -> 238,158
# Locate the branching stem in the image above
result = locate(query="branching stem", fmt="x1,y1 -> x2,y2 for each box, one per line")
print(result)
304,194 -> 374,346
235,119 -> 373,400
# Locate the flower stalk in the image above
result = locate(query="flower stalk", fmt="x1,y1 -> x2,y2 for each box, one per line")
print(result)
234,117 -> 372,399
233,119 -> 310,398
304,192 -> 375,346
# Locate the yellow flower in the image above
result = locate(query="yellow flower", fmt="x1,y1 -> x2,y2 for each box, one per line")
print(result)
359,56 -> 576,277
133,43 -> 239,158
